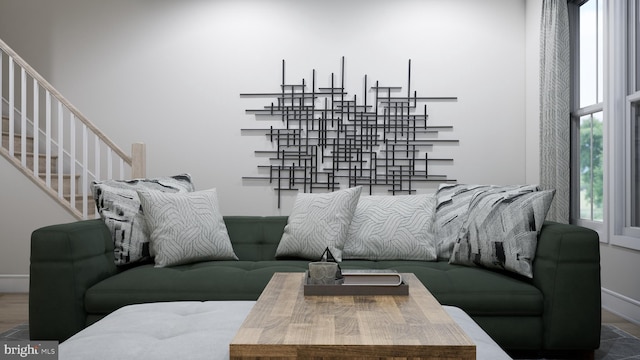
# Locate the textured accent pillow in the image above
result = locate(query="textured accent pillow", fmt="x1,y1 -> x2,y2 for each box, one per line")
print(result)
434,184 -> 539,260
91,174 -> 194,266
343,194 -> 437,261
275,186 -> 362,262
137,188 -> 238,267
449,188 -> 555,278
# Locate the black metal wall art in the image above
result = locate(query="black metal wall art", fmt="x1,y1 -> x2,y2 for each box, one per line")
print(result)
241,57 -> 458,208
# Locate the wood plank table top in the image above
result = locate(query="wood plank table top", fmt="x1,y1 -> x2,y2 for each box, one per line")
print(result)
229,272 -> 476,359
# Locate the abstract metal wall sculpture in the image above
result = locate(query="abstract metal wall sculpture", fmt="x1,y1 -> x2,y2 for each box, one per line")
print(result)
241,57 -> 458,208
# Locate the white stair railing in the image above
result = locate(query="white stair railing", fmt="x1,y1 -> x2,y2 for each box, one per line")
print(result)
0,38 -> 146,220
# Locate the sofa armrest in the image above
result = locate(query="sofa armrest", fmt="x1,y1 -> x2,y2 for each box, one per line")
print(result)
533,221 -> 601,351
29,219 -> 117,342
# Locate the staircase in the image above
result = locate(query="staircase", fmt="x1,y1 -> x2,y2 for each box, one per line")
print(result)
2,115 -> 95,216
1,38 -> 146,220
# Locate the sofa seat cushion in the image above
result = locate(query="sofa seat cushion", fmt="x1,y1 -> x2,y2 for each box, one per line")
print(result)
341,261 -> 543,317
85,260 -> 542,319
414,265 -> 542,316
85,261 -> 310,314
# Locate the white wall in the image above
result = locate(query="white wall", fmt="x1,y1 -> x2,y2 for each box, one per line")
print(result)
601,245 -> 640,324
0,0 -> 531,288
0,160 -> 76,289
2,0 -> 528,214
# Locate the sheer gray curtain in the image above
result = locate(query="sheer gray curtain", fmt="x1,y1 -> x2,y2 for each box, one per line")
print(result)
540,0 -> 570,223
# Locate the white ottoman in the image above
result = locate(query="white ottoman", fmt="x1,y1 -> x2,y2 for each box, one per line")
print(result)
60,302 -> 511,360
443,306 -> 512,360
59,301 -> 255,360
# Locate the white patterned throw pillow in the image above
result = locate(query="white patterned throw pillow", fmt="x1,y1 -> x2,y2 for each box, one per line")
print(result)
449,188 -> 555,278
91,174 -> 194,266
343,194 -> 437,261
275,186 -> 362,262
434,183 -> 540,260
137,188 -> 238,267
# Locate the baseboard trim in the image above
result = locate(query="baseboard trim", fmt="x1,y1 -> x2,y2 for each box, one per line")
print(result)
0,275 -> 29,293
602,287 -> 640,326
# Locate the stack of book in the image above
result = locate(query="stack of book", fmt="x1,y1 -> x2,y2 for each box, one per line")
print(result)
304,269 -> 408,296
341,269 -> 403,286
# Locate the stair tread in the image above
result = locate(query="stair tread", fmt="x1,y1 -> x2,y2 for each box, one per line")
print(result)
2,134 -> 36,142
12,151 -> 57,157
38,174 -> 80,178
2,133 -> 35,142
38,175 -> 92,199
2,130 -> 34,137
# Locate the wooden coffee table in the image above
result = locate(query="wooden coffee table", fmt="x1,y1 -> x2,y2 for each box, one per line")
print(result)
230,272 -> 475,359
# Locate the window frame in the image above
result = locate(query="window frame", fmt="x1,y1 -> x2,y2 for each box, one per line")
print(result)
569,0 -> 605,233
570,0 -> 640,249
608,0 -> 640,249
625,93 -> 640,236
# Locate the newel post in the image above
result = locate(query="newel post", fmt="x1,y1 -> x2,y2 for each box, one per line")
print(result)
131,143 -> 146,179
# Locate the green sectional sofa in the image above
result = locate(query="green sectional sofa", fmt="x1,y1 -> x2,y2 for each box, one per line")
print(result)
29,216 -> 601,354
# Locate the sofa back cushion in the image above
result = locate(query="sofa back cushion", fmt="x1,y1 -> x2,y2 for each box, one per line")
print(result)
223,216 -> 288,261
91,174 -> 195,266
343,194 -> 437,261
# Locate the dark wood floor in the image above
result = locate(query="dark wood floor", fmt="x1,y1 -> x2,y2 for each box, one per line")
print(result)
601,306 -> 640,338
0,293 -> 28,333
2,293 -> 639,338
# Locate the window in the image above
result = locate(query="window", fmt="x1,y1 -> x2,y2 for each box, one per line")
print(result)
571,0 -> 640,248
571,0 -> 604,223
579,0 -> 603,108
579,112 -> 603,221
